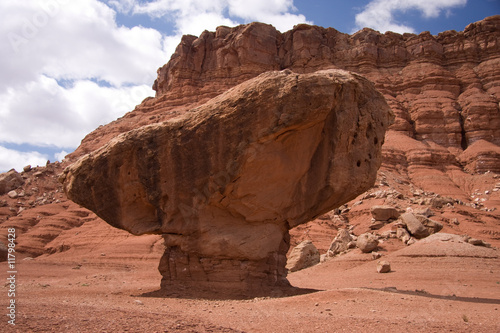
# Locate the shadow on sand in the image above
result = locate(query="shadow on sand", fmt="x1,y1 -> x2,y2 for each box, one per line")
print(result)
364,287 -> 500,305
136,285 -> 322,301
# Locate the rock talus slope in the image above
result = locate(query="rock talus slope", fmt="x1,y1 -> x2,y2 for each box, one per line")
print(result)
61,69 -> 393,292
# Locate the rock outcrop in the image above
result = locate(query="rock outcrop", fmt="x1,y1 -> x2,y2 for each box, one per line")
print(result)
62,69 -> 393,293
67,16 -> 500,163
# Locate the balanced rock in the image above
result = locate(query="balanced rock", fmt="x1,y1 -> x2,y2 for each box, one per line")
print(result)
61,69 -> 393,294
286,240 -> 320,272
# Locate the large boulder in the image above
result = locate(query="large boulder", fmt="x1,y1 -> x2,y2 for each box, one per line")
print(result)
61,69 -> 393,295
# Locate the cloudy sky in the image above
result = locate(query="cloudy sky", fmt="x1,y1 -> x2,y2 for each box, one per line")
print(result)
0,0 -> 498,172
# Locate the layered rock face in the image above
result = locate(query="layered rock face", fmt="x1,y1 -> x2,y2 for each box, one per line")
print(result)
68,17 -> 500,190
149,16 -> 499,148
62,69 -> 393,292
3,16 -> 500,296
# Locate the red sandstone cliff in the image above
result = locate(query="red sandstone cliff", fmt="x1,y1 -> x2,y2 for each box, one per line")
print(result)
69,15 -> 500,160
1,16 -> 500,259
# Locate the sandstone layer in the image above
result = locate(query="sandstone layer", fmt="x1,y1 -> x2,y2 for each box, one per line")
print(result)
68,16 -> 500,162
61,69 -> 393,293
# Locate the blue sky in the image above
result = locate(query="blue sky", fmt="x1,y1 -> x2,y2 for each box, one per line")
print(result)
0,0 -> 498,172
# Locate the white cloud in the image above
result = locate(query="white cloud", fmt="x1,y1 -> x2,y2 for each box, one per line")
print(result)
1,0 -> 164,88
0,75 -> 153,148
54,150 -> 69,162
0,146 -> 49,172
354,0 -> 467,34
226,0 -> 309,32
174,11 -> 238,37
0,0 -> 310,172
0,0 -> 167,170
111,0 -> 310,34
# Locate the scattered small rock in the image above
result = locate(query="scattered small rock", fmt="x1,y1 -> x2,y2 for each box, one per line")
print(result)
7,190 -> 18,199
406,237 -> 417,245
414,207 -> 434,217
377,261 -> 391,273
370,205 -> 400,221
400,212 -> 429,239
372,252 -> 382,260
286,240 -> 320,272
396,227 -> 411,244
467,238 -> 491,247
327,229 -> 352,257
357,233 -> 379,253
369,219 -> 386,230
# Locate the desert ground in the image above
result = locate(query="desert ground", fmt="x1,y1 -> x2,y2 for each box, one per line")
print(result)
4,232 -> 499,333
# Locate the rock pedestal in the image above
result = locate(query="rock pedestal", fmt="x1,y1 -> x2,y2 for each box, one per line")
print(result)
158,232 -> 290,292
62,69 -> 393,295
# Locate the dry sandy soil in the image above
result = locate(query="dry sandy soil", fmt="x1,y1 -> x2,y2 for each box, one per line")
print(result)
3,233 -> 499,333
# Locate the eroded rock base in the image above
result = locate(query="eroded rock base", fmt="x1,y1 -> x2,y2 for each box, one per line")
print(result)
158,234 -> 291,296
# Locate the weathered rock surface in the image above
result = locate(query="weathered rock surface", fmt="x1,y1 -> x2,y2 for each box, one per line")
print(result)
377,260 -> 391,273
459,140 -> 500,174
396,233 -> 498,258
0,241 -> 7,262
327,228 -> 353,257
371,205 -> 400,221
68,16 -> 500,163
400,212 -> 430,239
357,233 -> 379,253
286,240 -> 320,272
61,69 -> 393,293
396,227 -> 411,244
415,215 -> 444,235
0,169 -> 24,195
